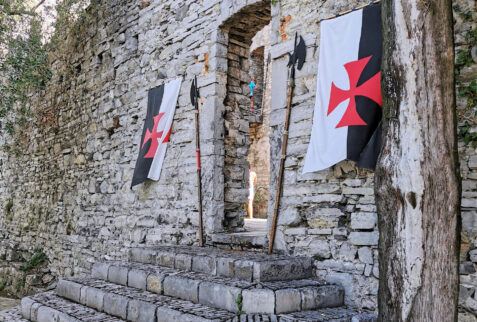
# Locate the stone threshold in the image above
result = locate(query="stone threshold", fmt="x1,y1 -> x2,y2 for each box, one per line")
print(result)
91,261 -> 343,314
129,245 -> 312,282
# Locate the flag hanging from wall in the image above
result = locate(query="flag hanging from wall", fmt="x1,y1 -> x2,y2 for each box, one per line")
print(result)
303,3 -> 382,173
131,78 -> 182,187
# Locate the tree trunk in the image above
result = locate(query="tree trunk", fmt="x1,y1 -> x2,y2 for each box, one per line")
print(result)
376,1 -> 460,321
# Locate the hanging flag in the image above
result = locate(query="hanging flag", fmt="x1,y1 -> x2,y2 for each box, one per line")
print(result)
303,3 -> 382,173
131,78 -> 182,187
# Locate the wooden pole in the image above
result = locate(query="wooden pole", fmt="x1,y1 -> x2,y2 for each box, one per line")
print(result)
268,73 -> 295,255
193,77 -> 204,247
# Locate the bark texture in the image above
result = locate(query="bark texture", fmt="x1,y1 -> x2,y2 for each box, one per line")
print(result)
376,0 -> 460,321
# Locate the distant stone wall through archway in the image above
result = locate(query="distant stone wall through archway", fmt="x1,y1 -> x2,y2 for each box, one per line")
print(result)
220,2 -> 271,231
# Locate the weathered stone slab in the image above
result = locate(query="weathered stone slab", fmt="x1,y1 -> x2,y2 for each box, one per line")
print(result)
300,285 -> 344,310
128,268 -> 148,290
130,248 -> 157,264
104,292 -> 128,319
91,262 -> 110,280
198,281 -> 241,312
108,264 -> 129,285
253,258 -> 312,282
127,299 -> 157,322
275,288 -> 301,314
242,289 -> 275,314
20,297 -> 35,320
80,286 -> 105,312
163,275 -> 200,303
192,256 -> 216,274
56,280 -> 82,303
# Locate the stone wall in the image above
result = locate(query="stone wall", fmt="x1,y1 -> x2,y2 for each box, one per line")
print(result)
267,0 -> 477,315
0,0 -> 475,318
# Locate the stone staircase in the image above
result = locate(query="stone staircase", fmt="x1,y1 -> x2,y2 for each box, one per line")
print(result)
17,246 -> 377,322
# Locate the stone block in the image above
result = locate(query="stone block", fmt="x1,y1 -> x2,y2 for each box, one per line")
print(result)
127,299 -> 157,322
234,260 -> 253,282
128,268 -> 148,290
130,248 -> 157,264
253,258 -> 312,282
309,239 -> 332,259
352,313 -> 378,322
92,262 -> 110,280
146,272 -> 167,295
351,213 -> 377,230
37,306 -> 62,322
217,257 -> 235,278
82,286 -> 105,311
275,288 -> 301,314
470,249 -> 477,262
192,256 -> 216,274
163,275 -> 200,302
108,265 -> 129,285
104,292 -> 128,319
242,289 -> 275,314
300,286 -> 344,310
198,281 -> 241,312
358,247 -> 374,264
326,273 -> 355,306
56,280 -> 82,302
156,307 -> 210,322
157,251 -> 175,268
460,284 -> 476,304
460,262 -> 477,275
349,232 -> 379,246
30,302 -> 41,321
174,253 -> 192,271
20,297 -> 35,319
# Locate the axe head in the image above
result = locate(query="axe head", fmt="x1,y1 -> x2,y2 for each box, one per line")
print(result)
287,35 -> 306,71
190,77 -> 198,108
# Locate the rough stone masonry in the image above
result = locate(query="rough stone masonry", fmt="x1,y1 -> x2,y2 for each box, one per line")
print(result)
0,0 -> 475,318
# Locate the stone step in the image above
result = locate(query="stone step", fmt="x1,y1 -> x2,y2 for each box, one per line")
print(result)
0,307 -> 29,322
209,231 -> 268,251
20,291 -> 123,322
129,245 -> 312,282
91,261 -> 344,314
56,277 -> 237,321
279,308 -> 377,322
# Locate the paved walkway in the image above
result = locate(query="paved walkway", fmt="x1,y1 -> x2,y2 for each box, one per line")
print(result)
0,297 -> 20,311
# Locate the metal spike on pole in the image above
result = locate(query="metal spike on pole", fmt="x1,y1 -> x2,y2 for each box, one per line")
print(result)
268,32 -> 306,255
190,76 -> 204,246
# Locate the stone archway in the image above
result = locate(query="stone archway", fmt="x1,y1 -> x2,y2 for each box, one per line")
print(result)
219,2 -> 271,232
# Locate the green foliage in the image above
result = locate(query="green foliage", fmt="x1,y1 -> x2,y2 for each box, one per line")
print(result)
235,293 -> 245,315
21,251 -> 47,272
15,277 -> 25,292
458,80 -> 477,110
0,0 -> 90,154
459,121 -> 477,147
456,49 -> 473,67
0,281 -> 6,292
4,200 -> 13,213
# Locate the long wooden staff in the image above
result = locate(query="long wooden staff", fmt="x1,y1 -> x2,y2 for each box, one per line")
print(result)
268,33 -> 306,255
191,76 -> 204,246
